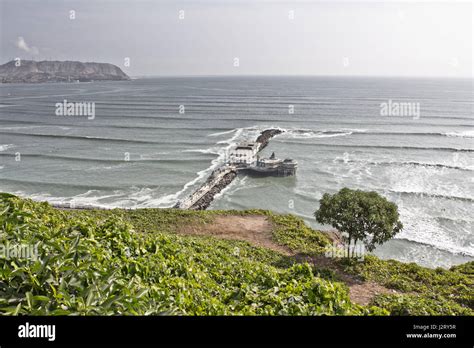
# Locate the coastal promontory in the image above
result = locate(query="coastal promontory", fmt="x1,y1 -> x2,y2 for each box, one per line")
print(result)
0,60 -> 130,83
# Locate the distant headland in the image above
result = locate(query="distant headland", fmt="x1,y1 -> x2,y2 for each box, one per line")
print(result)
0,60 -> 130,83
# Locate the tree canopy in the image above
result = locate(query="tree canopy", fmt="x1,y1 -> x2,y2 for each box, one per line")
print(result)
315,188 -> 403,253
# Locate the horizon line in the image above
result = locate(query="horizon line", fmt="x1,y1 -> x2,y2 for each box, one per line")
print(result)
130,74 -> 474,79
1,59 -> 471,80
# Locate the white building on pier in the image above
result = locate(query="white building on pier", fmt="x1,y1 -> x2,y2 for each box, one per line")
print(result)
229,142 -> 259,164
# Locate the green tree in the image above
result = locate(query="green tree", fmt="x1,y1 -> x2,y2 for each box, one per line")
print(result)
315,188 -> 403,255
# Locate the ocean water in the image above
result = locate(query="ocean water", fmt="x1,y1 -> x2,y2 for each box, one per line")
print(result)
0,76 -> 473,268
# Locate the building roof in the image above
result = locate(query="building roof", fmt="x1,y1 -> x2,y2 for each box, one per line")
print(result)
234,142 -> 258,150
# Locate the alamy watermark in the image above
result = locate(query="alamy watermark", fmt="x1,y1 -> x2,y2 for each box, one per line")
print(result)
324,242 -> 366,261
18,322 -> 55,341
0,242 -> 38,260
380,99 -> 420,119
55,99 -> 95,120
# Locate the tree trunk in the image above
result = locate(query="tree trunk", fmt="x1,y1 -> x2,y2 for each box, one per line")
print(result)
347,236 -> 351,258
351,239 -> 357,258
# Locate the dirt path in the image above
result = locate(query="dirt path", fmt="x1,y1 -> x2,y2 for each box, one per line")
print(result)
177,215 -> 290,255
176,215 -> 393,305
303,255 -> 393,305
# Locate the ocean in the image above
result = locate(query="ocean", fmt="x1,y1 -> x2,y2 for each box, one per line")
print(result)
0,76 -> 472,268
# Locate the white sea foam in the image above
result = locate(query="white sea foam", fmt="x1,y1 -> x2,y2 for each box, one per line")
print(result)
207,129 -> 237,137
278,128 -> 366,140
395,206 -> 474,257
181,149 -> 219,154
0,144 -> 14,152
14,191 -> 111,209
386,165 -> 470,202
443,130 -> 474,138
334,157 -> 474,172
17,186 -> 166,209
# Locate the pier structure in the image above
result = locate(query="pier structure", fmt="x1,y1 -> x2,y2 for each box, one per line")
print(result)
174,165 -> 237,210
240,152 -> 297,177
175,128 -> 295,210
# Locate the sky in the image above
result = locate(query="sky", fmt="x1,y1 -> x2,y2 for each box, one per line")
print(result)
0,0 -> 472,77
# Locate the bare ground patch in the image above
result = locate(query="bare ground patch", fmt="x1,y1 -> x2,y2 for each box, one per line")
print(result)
177,215 -> 290,255
295,254 -> 393,305
176,214 -> 393,305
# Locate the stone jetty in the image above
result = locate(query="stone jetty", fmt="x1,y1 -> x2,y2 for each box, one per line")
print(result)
187,170 -> 237,210
175,128 -> 284,210
256,129 -> 283,150
174,165 -> 237,210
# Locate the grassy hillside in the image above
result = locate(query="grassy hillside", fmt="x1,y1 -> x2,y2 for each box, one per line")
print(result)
0,193 -> 472,315
343,256 -> 473,315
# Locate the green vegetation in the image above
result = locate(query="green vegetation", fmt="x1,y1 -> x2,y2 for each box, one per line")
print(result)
371,294 -> 472,316
315,188 -> 403,253
341,256 -> 473,315
65,208 -> 331,256
0,193 -> 379,315
1,193 -> 472,316
269,213 -> 330,255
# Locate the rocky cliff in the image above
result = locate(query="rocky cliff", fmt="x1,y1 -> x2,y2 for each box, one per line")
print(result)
0,60 -> 130,83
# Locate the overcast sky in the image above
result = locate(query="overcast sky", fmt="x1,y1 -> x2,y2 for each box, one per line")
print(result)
0,0 -> 472,77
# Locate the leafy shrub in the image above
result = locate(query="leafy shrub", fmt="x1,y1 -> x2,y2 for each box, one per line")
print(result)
0,194 -> 377,316
450,261 -> 474,276
269,214 -> 330,255
343,255 -> 474,313
371,294 -> 473,316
